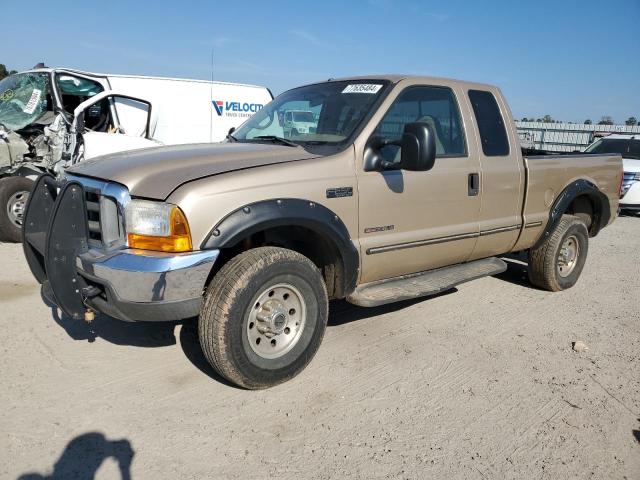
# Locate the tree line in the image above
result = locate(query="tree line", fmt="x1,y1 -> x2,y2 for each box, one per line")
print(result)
520,114 -> 638,126
0,64 -> 18,80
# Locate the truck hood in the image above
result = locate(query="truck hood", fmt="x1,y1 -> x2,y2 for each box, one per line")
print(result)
68,142 -> 320,199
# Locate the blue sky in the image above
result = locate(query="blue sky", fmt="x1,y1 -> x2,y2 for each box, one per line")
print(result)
5,0 -> 639,123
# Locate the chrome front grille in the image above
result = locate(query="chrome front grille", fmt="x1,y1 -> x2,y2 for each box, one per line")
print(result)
67,175 -> 130,250
85,189 -> 102,244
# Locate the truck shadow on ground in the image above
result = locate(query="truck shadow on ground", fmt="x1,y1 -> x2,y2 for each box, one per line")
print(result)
178,293 -> 454,386
178,321 -> 243,388
44,290 -> 178,348
17,432 -> 134,480
495,253 -> 537,288
44,260 -> 530,388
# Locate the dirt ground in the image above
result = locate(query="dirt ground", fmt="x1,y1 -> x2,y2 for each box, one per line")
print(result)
1,216 -> 639,479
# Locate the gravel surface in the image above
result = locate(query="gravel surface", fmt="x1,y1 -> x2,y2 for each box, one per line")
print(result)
1,216 -> 639,479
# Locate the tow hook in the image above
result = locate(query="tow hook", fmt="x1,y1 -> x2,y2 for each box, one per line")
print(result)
80,285 -> 101,322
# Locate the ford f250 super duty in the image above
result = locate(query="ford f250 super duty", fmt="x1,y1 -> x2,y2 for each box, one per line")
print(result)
22,75 -> 623,389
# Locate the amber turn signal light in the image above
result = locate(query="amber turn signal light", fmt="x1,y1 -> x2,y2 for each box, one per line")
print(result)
128,206 -> 193,253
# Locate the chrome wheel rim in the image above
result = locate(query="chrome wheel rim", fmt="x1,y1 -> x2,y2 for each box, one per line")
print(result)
247,283 -> 306,359
557,235 -> 579,277
6,190 -> 29,227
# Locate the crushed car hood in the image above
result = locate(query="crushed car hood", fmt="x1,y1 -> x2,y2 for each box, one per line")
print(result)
68,142 -> 320,199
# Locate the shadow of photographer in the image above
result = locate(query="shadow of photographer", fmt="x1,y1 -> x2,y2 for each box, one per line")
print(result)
18,432 -> 134,480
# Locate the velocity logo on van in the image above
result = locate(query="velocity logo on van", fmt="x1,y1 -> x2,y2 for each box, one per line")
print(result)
213,100 -> 264,117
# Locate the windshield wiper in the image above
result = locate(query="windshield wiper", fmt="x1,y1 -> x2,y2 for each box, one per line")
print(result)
252,135 -> 298,147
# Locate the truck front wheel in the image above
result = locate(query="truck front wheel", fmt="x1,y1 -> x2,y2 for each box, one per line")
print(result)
198,247 -> 328,389
0,176 -> 34,242
528,214 -> 589,291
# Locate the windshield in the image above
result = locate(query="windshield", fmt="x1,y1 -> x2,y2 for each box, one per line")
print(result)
0,72 -> 51,131
585,138 -> 640,160
233,80 -> 390,148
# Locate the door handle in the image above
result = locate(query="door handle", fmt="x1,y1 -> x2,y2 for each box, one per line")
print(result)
468,173 -> 480,196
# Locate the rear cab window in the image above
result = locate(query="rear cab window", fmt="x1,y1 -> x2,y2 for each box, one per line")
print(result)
468,89 -> 509,156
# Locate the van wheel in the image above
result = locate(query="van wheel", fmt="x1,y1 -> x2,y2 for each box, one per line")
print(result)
0,176 -> 34,242
528,215 -> 589,291
199,247 -> 328,389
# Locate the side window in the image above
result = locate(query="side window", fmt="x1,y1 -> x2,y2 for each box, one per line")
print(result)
468,90 -> 509,156
375,86 -> 467,163
56,74 -> 109,131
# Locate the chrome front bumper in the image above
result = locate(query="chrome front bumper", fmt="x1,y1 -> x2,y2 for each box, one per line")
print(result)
76,248 -> 219,322
23,173 -> 218,322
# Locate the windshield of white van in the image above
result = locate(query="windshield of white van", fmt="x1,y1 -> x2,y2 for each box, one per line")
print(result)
0,72 -> 51,131
293,112 -> 315,123
585,138 -> 640,160
233,80 -> 390,148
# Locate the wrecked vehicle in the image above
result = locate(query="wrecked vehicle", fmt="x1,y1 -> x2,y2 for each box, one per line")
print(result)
0,67 -> 272,241
23,75 -> 622,389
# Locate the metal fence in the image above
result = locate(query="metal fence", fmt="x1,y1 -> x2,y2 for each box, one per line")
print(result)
515,121 -> 640,152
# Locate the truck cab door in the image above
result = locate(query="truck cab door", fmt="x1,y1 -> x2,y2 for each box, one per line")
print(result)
356,83 -> 481,283
66,92 -> 156,165
465,89 -> 525,260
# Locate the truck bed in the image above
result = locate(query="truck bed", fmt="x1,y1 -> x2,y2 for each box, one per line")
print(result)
512,152 -> 622,251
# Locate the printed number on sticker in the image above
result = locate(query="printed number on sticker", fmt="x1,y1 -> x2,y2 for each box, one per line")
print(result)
23,89 -> 42,115
342,84 -> 383,94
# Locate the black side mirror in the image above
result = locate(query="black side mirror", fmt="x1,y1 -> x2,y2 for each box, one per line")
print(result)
399,122 -> 436,171
227,127 -> 237,142
363,122 -> 437,172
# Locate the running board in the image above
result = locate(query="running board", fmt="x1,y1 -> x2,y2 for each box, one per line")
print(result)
347,257 -> 507,307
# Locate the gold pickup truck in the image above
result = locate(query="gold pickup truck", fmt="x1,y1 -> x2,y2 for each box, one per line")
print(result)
22,75 -> 623,388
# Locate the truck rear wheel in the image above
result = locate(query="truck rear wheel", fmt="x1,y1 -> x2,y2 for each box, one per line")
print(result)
198,247 -> 328,389
528,214 -> 589,291
0,176 -> 34,242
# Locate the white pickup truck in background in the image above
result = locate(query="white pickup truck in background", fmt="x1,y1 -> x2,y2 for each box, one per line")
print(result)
0,66 -> 272,241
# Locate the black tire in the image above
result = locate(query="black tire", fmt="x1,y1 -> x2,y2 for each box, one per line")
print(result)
528,215 -> 589,291
199,247 -> 328,389
0,176 -> 34,243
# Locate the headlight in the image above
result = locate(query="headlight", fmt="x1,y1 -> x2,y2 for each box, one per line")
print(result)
125,199 -> 192,252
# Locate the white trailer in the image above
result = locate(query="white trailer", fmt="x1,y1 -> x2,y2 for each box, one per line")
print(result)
0,67 -> 272,241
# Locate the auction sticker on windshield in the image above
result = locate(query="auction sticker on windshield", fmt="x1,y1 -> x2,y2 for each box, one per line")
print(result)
23,89 -> 42,114
342,84 -> 383,94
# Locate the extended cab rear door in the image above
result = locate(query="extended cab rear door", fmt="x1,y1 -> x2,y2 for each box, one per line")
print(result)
355,81 -> 482,283
464,88 -> 525,260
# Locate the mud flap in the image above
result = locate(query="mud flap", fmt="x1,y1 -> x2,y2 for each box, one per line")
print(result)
43,181 -> 91,320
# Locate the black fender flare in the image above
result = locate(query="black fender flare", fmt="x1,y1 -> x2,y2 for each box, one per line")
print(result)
201,198 -> 359,296
534,179 -> 611,249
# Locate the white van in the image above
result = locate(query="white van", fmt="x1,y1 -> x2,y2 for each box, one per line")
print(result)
0,66 -> 272,240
